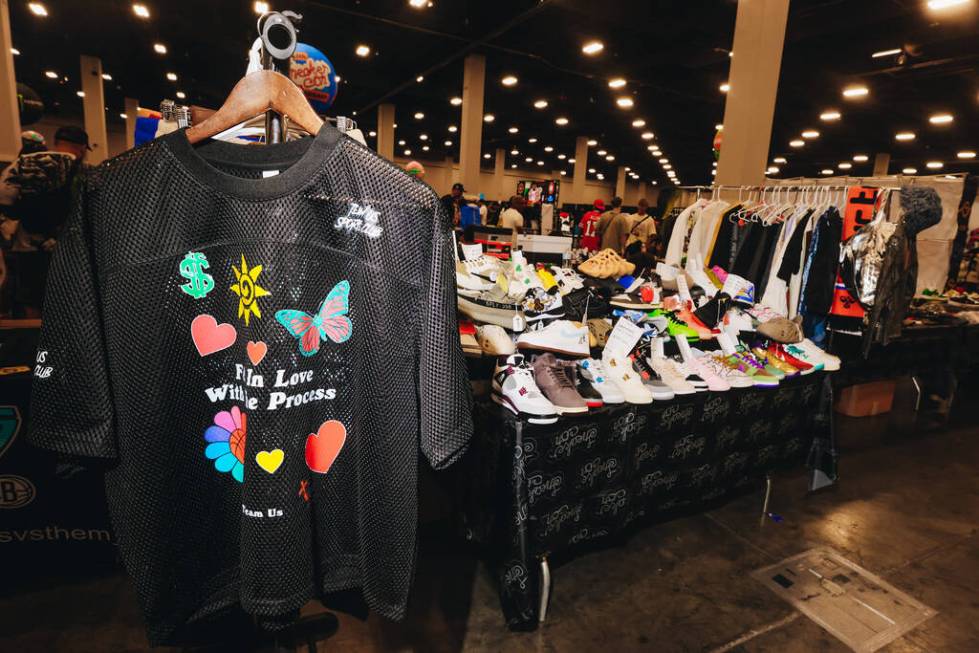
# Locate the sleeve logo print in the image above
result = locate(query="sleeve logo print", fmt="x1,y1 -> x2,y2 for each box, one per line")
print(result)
230,254 -> 270,326
203,406 -> 247,483
334,202 -> 383,239
178,251 -> 215,299
275,280 -> 352,357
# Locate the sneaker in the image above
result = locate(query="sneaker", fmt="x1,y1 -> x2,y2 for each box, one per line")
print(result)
602,355 -> 654,404
751,344 -> 799,376
507,251 -> 544,293
736,345 -> 784,379
782,343 -> 827,373
532,353 -> 589,415
522,287 -> 565,324
492,355 -> 559,424
551,267 -> 585,294
458,285 -> 524,329
578,358 -> 626,404
674,359 -> 710,391
693,292 -> 732,329
535,266 -> 558,291
456,255 -> 503,293
723,307 -> 756,337
587,318 -> 613,348
692,350 -> 755,389
675,304 -> 715,340
794,339 -> 841,372
628,349 -> 677,400
647,354 -> 697,395
758,317 -> 804,344
731,350 -> 780,386
684,356 -> 731,392
476,325 -> 515,356
649,309 -> 700,342
746,304 -> 785,324
517,320 -> 590,358
460,332 -> 481,355
767,343 -> 816,375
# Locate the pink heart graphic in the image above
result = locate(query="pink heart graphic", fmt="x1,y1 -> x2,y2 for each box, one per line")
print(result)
191,314 -> 237,357
304,420 -> 346,475
246,341 -> 268,366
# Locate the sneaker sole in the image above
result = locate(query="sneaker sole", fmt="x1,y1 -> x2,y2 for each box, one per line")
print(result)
554,405 -> 589,415
516,343 -> 590,358
491,392 -> 559,424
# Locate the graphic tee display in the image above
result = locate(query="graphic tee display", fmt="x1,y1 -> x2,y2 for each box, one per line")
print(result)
27,125 -> 473,644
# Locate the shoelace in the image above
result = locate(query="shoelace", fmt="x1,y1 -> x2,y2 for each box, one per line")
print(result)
544,365 -> 576,390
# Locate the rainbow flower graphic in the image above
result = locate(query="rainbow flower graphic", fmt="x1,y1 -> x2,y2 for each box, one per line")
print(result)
204,406 -> 247,483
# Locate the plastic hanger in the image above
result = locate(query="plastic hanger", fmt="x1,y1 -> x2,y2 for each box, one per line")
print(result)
186,70 -> 324,145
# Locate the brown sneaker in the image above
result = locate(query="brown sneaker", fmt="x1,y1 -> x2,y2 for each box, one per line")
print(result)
532,353 -> 589,414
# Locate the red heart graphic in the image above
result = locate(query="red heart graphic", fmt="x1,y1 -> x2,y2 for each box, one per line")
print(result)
191,314 -> 237,357
246,340 -> 268,366
304,420 -> 346,475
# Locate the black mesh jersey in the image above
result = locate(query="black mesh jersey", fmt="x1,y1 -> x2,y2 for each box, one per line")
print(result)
28,125 -> 473,645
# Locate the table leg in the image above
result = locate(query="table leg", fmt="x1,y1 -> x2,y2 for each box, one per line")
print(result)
911,375 -> 923,412
760,474 -> 773,526
539,556 -> 551,623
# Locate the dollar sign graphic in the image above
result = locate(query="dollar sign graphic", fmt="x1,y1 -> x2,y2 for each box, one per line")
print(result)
179,252 -> 214,299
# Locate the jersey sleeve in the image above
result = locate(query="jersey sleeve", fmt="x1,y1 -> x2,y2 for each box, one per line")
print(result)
418,201 -> 473,470
28,177 -> 116,459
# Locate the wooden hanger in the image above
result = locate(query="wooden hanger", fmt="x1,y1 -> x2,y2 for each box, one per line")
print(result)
185,70 -> 324,144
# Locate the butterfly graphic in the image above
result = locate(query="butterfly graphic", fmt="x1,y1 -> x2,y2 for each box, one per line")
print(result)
275,280 -> 352,356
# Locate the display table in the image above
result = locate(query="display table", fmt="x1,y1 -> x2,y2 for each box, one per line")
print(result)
458,373 -> 827,630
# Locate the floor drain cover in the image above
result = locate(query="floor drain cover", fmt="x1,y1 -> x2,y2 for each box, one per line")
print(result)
752,547 -> 937,652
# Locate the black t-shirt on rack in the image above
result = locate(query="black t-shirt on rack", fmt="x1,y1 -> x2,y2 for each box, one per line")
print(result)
27,125 -> 473,645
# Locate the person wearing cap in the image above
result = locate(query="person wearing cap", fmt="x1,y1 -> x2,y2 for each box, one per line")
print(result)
578,198 -> 605,252
0,125 -> 90,316
441,182 -> 465,227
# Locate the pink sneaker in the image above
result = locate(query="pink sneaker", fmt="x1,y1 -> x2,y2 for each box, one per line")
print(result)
687,356 -> 731,392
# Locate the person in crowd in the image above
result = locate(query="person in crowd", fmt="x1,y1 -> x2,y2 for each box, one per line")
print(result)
441,182 -> 465,226
597,196 -> 630,254
578,198 -> 604,252
478,198 -> 488,225
624,198 -> 659,272
0,125 -> 90,317
499,195 -> 526,246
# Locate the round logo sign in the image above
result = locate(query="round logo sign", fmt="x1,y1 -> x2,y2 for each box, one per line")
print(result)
0,475 -> 36,509
290,43 -> 337,113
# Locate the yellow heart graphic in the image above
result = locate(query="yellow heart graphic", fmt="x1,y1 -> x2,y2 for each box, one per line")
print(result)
255,449 -> 284,474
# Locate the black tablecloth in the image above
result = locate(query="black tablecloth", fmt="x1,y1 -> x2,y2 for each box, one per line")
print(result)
458,373 -> 827,629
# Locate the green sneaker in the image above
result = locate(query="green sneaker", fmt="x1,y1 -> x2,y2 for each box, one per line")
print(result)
736,345 -> 783,379
726,353 -> 779,387
649,309 -> 699,342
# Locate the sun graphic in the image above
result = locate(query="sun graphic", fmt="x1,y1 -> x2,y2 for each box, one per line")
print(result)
230,254 -> 270,326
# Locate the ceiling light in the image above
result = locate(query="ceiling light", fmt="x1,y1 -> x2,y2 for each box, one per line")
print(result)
927,0 -> 971,9
526,157 -> 534,163
175,91 -> 186,99
597,149 -> 607,156
625,166 -> 631,172
652,181 -> 658,186
929,113 -> 954,124
422,145 -> 430,151
409,0 -> 428,7
647,145 -> 657,151
537,161 -> 545,167
419,134 -> 428,141
336,76 -> 343,83
895,131 -> 916,141
658,158 -> 669,164
101,73 -> 112,81
413,112 -> 424,120
508,126 -> 519,134
76,90 -> 85,98
767,167 -> 780,174
588,168 -> 596,173
560,171 -> 567,176
872,48 -> 902,58
369,131 -> 377,137
254,1 -> 270,13
663,164 -> 672,170
28,3 -> 47,16
449,97 -> 462,106
448,125 -> 457,133
555,117 -> 569,126
132,3 -> 150,19
44,70 -> 58,79
632,119 -> 646,128
838,162 -> 852,170
153,43 -> 167,54
853,154 -> 869,162
119,112 -> 128,120
483,153 -> 492,159
533,99 -> 548,109
511,149 -> 519,155
712,170 -> 717,176
605,155 -> 615,161
416,75 -> 424,83
926,161 -> 943,169
398,139 -> 406,146
402,149 -> 412,156
641,132 -> 655,140
608,78 -> 627,89
715,124 -> 724,131
355,44 -> 371,57
902,167 -> 917,174
10,48 -> 19,55
790,139 -> 805,148
597,173 -> 605,180
801,130 -> 820,139
773,157 -> 787,164
544,146 -> 554,152
510,164 -> 517,169
842,85 -> 869,98
166,72 -> 177,81
582,40 -> 604,55
820,110 -> 841,121
616,97 -> 634,109
558,154 -> 566,160
712,161 -> 718,167
587,139 -> 597,146
957,151 -> 976,159
945,174 -> 958,179
568,158 -> 576,164
528,137 -> 538,144
719,83 -> 730,93
821,169 -> 834,175
501,75 -> 518,87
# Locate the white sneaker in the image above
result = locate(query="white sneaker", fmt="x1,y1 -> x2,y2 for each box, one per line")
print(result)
492,355 -> 559,424
648,355 -> 697,395
687,265 -> 718,298
602,355 -> 654,404
674,359 -> 710,391
457,288 -> 524,329
723,307 -> 755,338
517,320 -> 590,358
456,256 -> 503,293
551,267 -> 585,294
578,358 -> 626,404
692,350 -> 754,388
507,251 -> 544,295
795,339 -> 841,371
476,325 -> 515,356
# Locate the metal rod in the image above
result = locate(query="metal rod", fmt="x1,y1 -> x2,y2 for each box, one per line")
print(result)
539,556 -> 551,623
760,475 -> 773,526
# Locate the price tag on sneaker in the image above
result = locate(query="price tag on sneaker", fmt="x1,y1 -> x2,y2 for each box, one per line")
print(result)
656,262 -> 679,280
652,336 -> 666,359
512,312 -> 526,333
717,332 -> 738,356
603,317 -> 644,361
676,274 -> 693,304
720,273 -> 748,299
675,334 -> 695,364
461,243 -> 484,262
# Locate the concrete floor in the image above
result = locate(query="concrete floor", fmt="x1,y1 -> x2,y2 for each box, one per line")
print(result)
1,378 -> 977,652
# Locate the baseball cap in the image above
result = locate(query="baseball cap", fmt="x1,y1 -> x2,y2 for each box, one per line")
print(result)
55,125 -> 91,150
593,199 -> 605,210
452,182 -> 465,192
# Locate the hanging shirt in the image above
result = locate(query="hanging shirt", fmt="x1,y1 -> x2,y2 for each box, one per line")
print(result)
27,126 -> 473,645
578,209 -> 602,251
